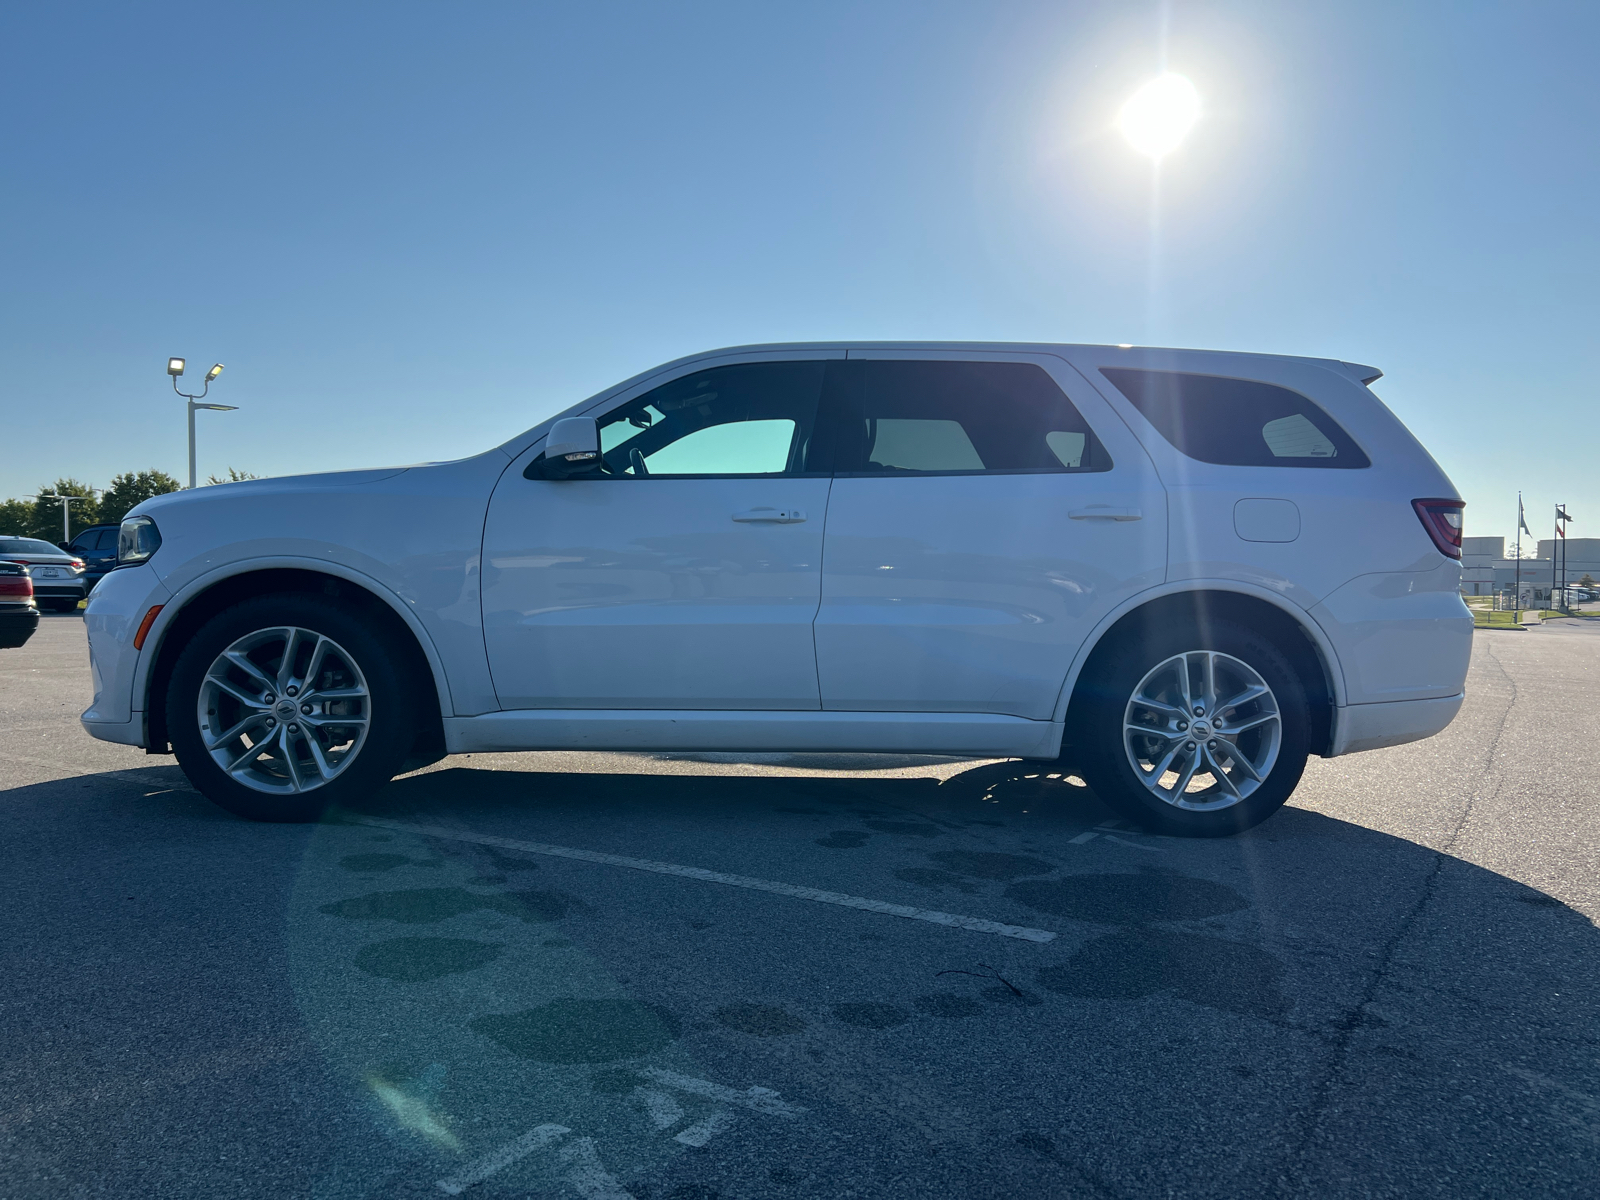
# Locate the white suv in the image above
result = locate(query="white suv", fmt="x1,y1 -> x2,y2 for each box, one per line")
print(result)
82,343 -> 1472,836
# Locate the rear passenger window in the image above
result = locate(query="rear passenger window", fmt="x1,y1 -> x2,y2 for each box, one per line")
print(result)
1100,368 -> 1369,468
832,361 -> 1111,475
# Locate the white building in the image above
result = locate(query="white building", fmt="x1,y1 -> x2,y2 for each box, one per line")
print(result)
1459,535 -> 1599,598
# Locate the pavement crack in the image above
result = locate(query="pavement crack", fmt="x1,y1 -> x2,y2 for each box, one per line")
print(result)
1269,645 -> 1520,1196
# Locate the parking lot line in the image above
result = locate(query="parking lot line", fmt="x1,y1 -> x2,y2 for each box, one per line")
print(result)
436,1123 -> 570,1195
355,817 -> 1059,943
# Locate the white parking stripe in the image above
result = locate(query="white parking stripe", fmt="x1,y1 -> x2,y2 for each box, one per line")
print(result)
634,1087 -> 684,1130
558,1137 -> 634,1199
436,1123 -> 570,1194
673,1110 -> 736,1147
640,1068 -> 807,1118
356,817 -> 1059,943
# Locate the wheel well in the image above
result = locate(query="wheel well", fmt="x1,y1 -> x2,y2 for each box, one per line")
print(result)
1064,590 -> 1335,758
144,568 -> 446,768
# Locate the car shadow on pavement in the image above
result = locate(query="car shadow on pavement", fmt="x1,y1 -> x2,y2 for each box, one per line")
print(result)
327,760 -> 1600,1195
6,759 -> 1599,1198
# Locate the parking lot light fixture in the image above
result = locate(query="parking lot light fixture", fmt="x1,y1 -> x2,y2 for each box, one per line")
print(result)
169,355 -> 237,488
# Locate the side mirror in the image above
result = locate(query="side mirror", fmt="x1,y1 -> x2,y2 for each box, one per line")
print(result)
57,542 -> 71,552
526,417 -> 603,480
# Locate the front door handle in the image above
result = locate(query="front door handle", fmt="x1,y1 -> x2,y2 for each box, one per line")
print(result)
732,507 -> 806,523
1069,507 -> 1142,521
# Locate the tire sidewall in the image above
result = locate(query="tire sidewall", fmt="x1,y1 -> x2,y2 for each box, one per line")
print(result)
167,594 -> 413,822
1081,620 -> 1310,837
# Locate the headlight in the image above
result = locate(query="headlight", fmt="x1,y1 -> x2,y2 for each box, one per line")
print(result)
118,516 -> 162,566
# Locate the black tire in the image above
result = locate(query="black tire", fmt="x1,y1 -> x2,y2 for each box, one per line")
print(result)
167,594 -> 416,822
1077,619 -> 1309,837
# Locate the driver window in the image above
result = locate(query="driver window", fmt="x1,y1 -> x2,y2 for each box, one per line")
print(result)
595,361 -> 826,478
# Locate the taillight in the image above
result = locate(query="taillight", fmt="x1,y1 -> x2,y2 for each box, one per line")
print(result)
1413,498 -> 1465,558
71,558 -> 85,569
0,575 -> 31,599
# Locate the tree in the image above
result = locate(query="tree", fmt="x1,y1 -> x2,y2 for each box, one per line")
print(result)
204,467 -> 261,485
0,498 -> 31,536
1581,574 -> 1596,588
101,469 -> 182,525
26,478 -> 99,542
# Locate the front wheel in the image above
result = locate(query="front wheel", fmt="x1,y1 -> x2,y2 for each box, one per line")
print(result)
167,594 -> 415,822
1078,621 -> 1310,837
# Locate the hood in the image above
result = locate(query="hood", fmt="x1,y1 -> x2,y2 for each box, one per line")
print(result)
130,466 -> 412,519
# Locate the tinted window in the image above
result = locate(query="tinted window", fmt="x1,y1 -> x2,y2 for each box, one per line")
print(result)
596,361 -> 826,477
1100,368 -> 1370,468
831,360 -> 1110,474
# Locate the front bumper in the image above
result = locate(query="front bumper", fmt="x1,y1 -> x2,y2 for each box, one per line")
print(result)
81,562 -> 169,739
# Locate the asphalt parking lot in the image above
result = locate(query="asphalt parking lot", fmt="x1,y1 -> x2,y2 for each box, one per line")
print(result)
3,614 -> 1598,1200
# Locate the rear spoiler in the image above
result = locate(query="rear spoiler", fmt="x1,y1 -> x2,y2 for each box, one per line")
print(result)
1340,361 -> 1384,386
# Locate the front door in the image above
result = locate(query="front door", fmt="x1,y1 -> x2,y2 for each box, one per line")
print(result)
481,357 -> 835,710
814,353 -> 1168,719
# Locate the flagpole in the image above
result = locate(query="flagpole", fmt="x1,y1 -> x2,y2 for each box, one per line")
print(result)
1515,493 -> 1522,613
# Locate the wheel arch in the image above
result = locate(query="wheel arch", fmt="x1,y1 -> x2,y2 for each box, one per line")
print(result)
140,561 -> 450,767
1054,584 -> 1344,758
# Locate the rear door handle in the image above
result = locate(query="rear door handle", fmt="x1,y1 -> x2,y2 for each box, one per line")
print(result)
1069,507 -> 1142,521
732,507 -> 806,523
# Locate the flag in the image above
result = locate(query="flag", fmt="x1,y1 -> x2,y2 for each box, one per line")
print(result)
1518,497 -> 1531,536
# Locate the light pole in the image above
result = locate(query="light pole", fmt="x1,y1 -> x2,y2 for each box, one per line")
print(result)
168,358 -> 236,488
28,493 -> 91,542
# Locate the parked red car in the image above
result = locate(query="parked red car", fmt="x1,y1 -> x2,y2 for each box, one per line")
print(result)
0,561 -> 40,648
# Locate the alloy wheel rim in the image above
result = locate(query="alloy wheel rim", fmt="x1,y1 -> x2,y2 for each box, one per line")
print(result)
1122,650 -> 1281,811
197,626 -> 371,795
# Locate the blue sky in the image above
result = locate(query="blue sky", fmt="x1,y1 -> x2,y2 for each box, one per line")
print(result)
2,1 -> 1594,548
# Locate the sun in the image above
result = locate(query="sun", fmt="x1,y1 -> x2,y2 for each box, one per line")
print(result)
1119,73 -> 1201,159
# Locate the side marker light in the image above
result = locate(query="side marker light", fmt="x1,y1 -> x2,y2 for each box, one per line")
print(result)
134,605 -> 164,650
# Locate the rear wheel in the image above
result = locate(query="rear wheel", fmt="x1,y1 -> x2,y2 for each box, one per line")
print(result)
167,594 -> 415,822
1078,621 -> 1309,837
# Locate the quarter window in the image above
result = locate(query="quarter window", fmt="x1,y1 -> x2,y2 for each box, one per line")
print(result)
833,360 -> 1111,475
1100,368 -> 1369,468
596,361 -> 826,477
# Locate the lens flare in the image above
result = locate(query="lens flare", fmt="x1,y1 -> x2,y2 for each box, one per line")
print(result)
1119,74 -> 1201,159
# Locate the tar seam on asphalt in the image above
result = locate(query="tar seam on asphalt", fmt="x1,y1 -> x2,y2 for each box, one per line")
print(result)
934,963 -> 1024,996
1267,639 -> 1520,1197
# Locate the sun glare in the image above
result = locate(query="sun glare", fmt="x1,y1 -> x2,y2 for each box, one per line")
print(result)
1119,73 -> 1201,159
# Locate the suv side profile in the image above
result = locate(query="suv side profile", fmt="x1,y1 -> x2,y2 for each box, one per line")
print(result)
81,343 -> 1472,836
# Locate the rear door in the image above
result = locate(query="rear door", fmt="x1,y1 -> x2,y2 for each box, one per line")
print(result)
813,351 -> 1167,718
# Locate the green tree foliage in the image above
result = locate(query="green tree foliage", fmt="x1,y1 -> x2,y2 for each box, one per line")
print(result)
204,467 -> 261,485
25,478 -> 100,543
101,469 -> 182,525
0,498 -> 31,536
